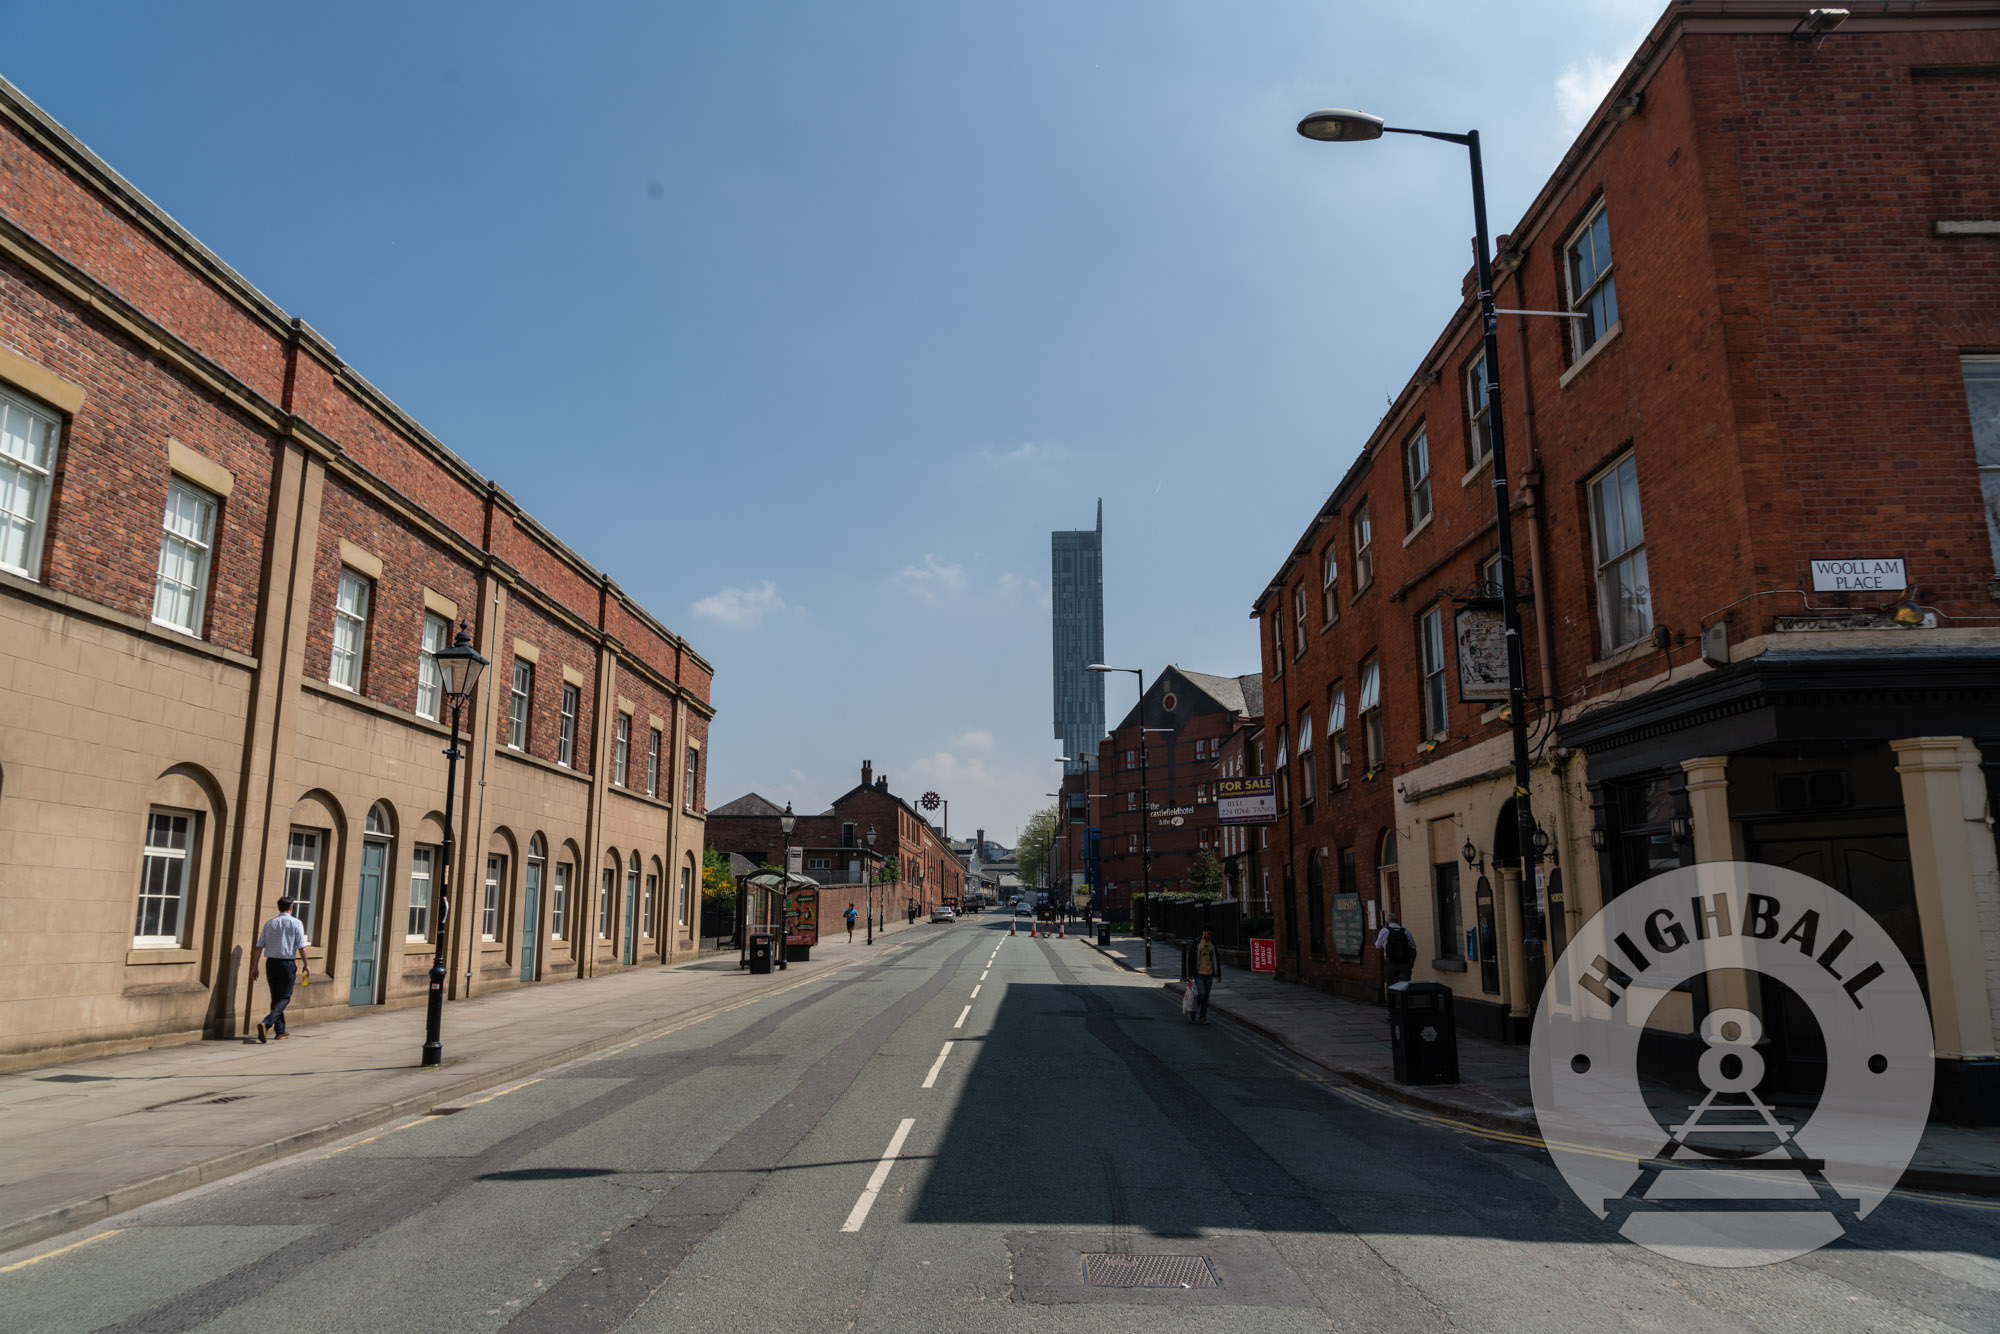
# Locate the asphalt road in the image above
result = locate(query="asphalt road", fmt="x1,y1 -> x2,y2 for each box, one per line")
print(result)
4,918 -> 1998,1333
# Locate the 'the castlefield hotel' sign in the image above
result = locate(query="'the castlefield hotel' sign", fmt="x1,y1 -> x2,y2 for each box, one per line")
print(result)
1217,776 -> 1276,825
1811,558 -> 1906,592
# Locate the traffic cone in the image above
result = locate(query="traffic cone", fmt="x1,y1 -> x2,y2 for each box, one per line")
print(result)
1010,918 -> 1016,936
1058,922 -> 1065,939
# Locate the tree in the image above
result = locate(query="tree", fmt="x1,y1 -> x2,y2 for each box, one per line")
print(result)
878,854 -> 901,885
701,848 -> 736,903
1186,849 -> 1225,898
1015,806 -> 1059,892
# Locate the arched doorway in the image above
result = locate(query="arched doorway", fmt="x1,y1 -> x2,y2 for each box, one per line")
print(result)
351,802 -> 395,1006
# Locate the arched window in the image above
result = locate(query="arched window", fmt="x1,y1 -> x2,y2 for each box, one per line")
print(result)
644,858 -> 661,938
365,803 -> 393,837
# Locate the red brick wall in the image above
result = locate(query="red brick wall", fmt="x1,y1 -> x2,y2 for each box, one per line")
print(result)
503,596 -> 599,771
1,257 -> 275,657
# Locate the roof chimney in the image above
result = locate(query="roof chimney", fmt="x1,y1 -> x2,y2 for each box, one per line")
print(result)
876,774 -> 888,790
977,829 -> 985,852
861,760 -> 872,788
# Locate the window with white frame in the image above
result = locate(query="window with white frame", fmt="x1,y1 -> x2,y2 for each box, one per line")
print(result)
135,809 -> 197,947
1405,426 -> 1432,528
508,659 -> 532,750
1482,550 -> 1503,595
679,865 -> 692,927
1360,656 -> 1383,771
1587,452 -> 1652,652
644,872 -> 658,937
614,714 -> 631,787
558,683 -> 580,767
416,613 -> 449,721
551,861 -> 570,940
1298,707 -> 1316,805
646,727 -> 661,797
598,867 -> 614,939
1329,682 -> 1350,787
0,385 -> 60,580
1125,749 -> 1136,771
284,828 -> 323,941
626,854 -> 640,939
1292,584 -> 1307,656
1275,725 -> 1290,813
1420,604 -> 1448,738
1127,790 -> 1137,811
407,846 -> 434,941
1128,833 -> 1138,853
1565,201 -> 1619,358
683,746 -> 699,811
329,569 -> 372,692
1321,545 -> 1339,624
152,480 -> 216,636
1271,608 -> 1285,673
1465,352 -> 1492,468
1962,355 -> 2000,571
483,854 -> 505,941
1353,502 -> 1373,591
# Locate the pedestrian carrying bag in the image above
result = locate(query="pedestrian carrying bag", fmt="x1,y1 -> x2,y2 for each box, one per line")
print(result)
1386,926 -> 1416,966
1182,982 -> 1198,1017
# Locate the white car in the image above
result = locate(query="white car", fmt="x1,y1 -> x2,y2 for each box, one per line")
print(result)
931,906 -> 954,923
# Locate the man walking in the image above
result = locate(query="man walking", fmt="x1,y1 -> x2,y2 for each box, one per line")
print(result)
248,896 -> 308,1042
1377,912 -> 1416,994
845,903 -> 858,942
1191,928 -> 1221,1025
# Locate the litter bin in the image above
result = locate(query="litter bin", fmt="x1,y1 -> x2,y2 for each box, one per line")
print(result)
1387,980 -> 1458,1085
1098,924 -> 1112,947
748,933 -> 774,976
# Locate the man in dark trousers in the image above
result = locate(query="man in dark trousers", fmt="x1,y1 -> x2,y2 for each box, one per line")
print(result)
247,896 -> 309,1042
1190,928 -> 1222,1025
845,904 -> 858,942
1377,912 -> 1417,996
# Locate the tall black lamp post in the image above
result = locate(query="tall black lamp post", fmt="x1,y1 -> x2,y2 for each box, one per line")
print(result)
1087,663 -> 1153,967
421,622 -> 488,1068
1294,108 -> 1547,1002
865,825 -> 877,944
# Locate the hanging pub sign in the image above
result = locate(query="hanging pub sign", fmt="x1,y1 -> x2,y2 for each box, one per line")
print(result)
1218,776 -> 1277,825
1455,607 -> 1509,702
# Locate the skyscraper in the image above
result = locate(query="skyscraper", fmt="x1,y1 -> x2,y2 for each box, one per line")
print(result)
1052,500 -> 1105,775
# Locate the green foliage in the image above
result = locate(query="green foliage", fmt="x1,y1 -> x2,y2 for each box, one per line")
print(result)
701,847 -> 736,902
879,854 -> 901,884
1186,849 -> 1225,897
1015,806 -> 1059,890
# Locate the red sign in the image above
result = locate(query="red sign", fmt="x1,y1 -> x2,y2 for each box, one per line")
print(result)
785,888 -> 819,947
1250,938 -> 1276,972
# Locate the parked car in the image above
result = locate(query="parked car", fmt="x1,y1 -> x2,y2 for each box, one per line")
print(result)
931,905 -> 954,923
1014,905 -> 1031,917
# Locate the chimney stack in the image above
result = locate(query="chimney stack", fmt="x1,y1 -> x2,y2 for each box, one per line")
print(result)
861,760 -> 872,788
876,774 -> 888,790
977,828 -> 985,853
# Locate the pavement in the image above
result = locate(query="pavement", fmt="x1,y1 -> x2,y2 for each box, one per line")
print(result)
0,920 -> 928,1254
1088,931 -> 2000,1198
6,915 -> 1996,1334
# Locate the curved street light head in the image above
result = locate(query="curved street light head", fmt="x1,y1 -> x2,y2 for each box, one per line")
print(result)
780,801 -> 796,837
1084,663 -> 1136,674
1296,108 -> 1386,143
434,620 -> 489,702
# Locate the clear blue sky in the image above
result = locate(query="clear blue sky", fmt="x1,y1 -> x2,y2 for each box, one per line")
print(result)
2,1 -> 1659,845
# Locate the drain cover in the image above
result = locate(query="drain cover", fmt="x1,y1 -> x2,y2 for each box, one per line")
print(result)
1081,1254 -> 1220,1289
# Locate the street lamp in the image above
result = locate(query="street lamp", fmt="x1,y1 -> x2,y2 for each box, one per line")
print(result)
1087,663 -> 1153,967
421,621 -> 488,1068
865,825 -> 877,945
778,802 -> 797,970
1296,106 -> 1548,1002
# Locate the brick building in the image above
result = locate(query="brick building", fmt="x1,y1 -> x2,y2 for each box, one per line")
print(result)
705,761 -> 963,923
1254,1 -> 2000,1120
1091,668 -> 1261,915
0,78 -> 712,1069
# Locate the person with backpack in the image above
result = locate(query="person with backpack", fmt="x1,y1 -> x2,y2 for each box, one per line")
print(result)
1377,913 -> 1417,992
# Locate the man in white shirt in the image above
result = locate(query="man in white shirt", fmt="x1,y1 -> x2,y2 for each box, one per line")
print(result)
248,896 -> 309,1042
1376,912 -> 1417,991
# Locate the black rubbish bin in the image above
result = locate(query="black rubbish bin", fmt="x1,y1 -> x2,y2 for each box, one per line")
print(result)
1387,981 -> 1459,1085
1097,924 -> 1112,947
748,933 -> 774,976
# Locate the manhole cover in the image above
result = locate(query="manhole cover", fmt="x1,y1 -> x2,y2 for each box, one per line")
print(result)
1081,1254 -> 1219,1289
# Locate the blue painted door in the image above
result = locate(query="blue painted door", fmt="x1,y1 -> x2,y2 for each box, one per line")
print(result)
521,859 -> 541,982
350,839 -> 386,1005
622,878 -> 639,965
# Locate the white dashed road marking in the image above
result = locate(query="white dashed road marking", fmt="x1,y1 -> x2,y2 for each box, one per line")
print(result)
922,1041 -> 954,1089
954,1005 -> 971,1029
840,1118 -> 916,1232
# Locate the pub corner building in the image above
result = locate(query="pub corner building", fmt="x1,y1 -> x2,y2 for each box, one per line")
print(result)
1253,1 -> 2000,1124
0,75 -> 714,1071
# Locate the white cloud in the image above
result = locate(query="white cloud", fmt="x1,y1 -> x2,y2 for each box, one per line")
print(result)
692,580 -> 794,627
980,441 -> 1067,466
898,751 -> 1053,846
997,571 -> 1051,611
894,554 -> 966,601
951,730 -> 994,750
1554,54 -> 1622,133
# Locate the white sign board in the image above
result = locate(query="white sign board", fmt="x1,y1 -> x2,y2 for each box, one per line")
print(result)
1454,607 -> 1509,702
1811,558 -> 1906,592
785,846 -> 803,875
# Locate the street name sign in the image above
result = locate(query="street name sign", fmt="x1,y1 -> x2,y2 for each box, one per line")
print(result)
1810,558 -> 1906,592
